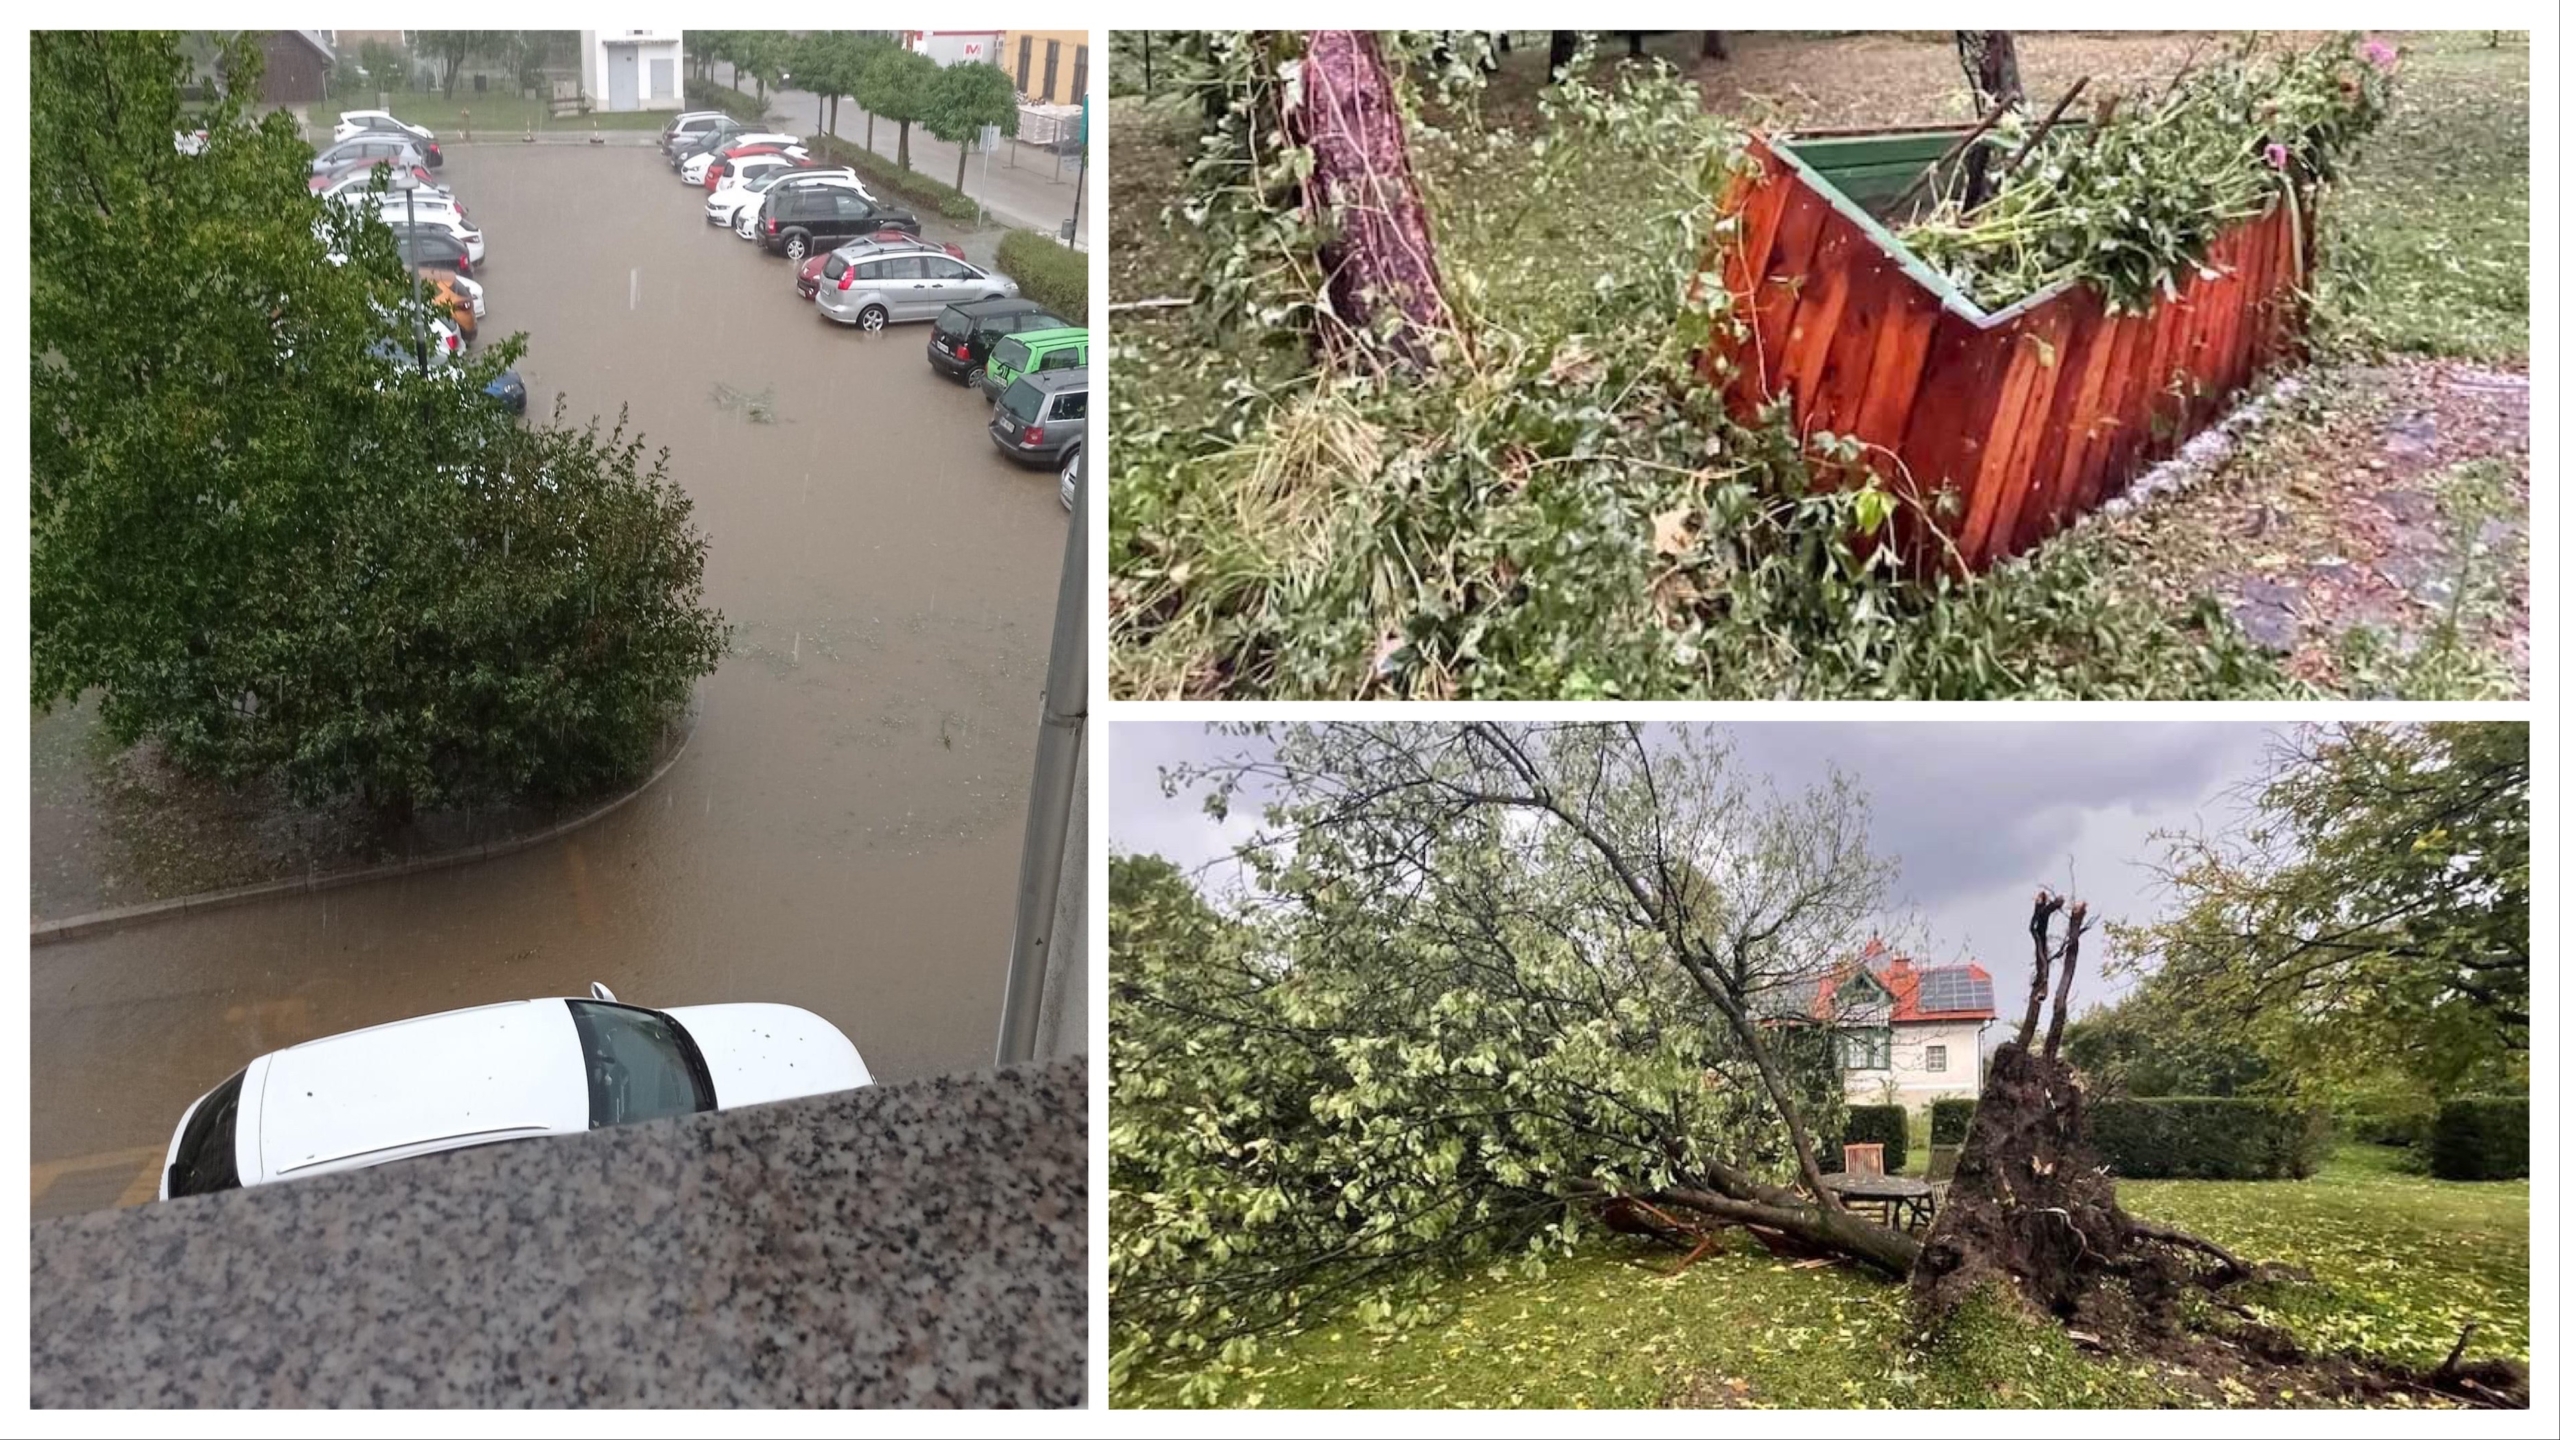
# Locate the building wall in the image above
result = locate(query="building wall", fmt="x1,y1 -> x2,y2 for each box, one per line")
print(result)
580,30 -> 687,111
258,33 -> 330,105
1006,31 -> 1090,104
1841,1020 -> 1988,1110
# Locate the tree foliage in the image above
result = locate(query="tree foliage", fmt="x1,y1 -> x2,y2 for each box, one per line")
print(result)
1111,723 -> 1911,1397
2113,723 -> 2527,1102
32,30 -> 727,819
856,45 -> 938,171
410,30 -> 507,99
925,60 -> 1018,190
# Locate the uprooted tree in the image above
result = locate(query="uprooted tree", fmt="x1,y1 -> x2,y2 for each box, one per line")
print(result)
1109,723 -> 2527,1406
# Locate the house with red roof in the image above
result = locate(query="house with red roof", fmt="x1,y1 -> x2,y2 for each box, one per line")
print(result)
1788,939 -> 1999,1112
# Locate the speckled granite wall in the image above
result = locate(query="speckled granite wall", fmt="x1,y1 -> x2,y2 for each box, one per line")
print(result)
30,1058 -> 1086,1408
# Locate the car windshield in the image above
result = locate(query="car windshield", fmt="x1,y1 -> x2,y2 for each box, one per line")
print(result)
167,1070 -> 246,1197
1000,380 -> 1045,422
934,306 -> 974,338
992,338 -> 1030,373
567,1000 -> 714,1128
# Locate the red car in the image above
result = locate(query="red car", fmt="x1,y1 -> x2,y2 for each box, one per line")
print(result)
795,233 -> 965,300
703,143 -> 802,191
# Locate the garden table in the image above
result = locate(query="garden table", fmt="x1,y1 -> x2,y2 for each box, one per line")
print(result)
1816,1173 -> 1937,1232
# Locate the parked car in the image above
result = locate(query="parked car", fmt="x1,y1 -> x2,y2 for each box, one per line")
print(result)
173,128 -> 209,155
333,109 -> 441,164
311,135 -> 432,175
668,123 -> 749,171
979,326 -> 1089,401
816,252 -> 1015,331
372,196 -> 484,265
925,298 -> 1067,388
760,186 -> 924,263
989,368 -> 1089,468
712,154 -> 805,193
318,166 -> 456,207
708,166 -> 843,231
387,223 -> 474,279
408,267 -> 481,342
160,984 -> 870,1199
794,233 -> 963,299
1058,442 -> 1080,512
700,143 -> 809,191
728,169 -> 879,239
659,110 -> 734,153
311,158 -> 442,195
680,135 -> 803,185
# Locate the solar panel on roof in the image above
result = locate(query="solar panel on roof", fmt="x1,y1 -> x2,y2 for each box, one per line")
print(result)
1919,969 -> 1992,1013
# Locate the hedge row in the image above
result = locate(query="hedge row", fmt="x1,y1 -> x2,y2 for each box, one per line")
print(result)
1930,1098 -> 1978,1146
2086,1098 -> 2328,1180
804,135 -> 983,225
681,79 -> 768,125
2431,1097 -> 2527,1181
997,230 -> 1088,325
1818,1105 -> 1911,1174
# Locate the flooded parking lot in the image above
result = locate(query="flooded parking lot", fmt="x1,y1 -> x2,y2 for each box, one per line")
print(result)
31,143 -> 1072,1214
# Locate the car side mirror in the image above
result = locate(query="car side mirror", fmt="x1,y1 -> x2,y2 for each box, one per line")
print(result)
589,982 -> 618,1003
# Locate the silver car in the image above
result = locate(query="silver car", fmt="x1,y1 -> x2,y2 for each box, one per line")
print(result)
816,254 -> 1017,332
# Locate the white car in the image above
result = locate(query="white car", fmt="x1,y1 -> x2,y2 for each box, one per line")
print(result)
321,168 -> 456,205
679,138 -> 805,185
716,170 -> 871,237
712,154 -> 802,193
334,109 -> 436,145
160,984 -> 871,1199
1059,443 -> 1080,513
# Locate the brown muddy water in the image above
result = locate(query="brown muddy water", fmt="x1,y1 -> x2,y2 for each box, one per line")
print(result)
30,145 -> 1072,1211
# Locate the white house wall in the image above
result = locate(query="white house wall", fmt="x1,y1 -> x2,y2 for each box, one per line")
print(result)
579,31 -> 686,112
1841,1021 -> 1987,1110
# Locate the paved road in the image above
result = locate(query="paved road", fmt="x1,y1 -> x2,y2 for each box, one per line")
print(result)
740,74 -> 1090,247
31,144 -> 1071,1218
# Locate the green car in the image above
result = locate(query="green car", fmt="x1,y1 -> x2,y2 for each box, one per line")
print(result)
979,326 -> 1089,401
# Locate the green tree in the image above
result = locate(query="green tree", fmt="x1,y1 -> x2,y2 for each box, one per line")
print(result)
856,46 -> 937,171
2114,723 -> 2528,1101
33,31 -> 727,820
924,59 -> 1016,192
411,30 -> 505,99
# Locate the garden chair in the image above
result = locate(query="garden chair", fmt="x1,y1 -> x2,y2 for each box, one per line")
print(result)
1843,1143 -> 1885,1179
1907,1144 -> 1963,1231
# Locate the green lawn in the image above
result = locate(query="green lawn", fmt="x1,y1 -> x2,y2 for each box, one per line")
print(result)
2322,38 -> 2530,361
312,90 -> 673,137
1113,1144 -> 2527,1408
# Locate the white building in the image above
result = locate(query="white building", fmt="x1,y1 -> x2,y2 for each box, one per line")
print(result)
1803,941 -> 1998,1112
579,31 -> 685,113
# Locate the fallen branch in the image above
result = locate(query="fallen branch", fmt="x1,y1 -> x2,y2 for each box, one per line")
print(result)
1110,296 -> 1197,312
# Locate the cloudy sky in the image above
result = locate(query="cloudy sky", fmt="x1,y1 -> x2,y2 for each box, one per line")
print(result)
1110,721 -> 2286,1020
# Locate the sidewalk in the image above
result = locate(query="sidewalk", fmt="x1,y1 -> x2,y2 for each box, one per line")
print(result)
748,80 -> 1089,248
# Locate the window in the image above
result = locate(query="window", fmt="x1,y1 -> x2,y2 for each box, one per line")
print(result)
835,193 -> 874,220
880,256 -> 927,280
1051,391 -> 1086,421
1072,45 -> 1088,103
1015,40 -> 1033,93
926,256 -> 975,279
1926,1044 -> 1948,1073
853,260 -> 883,281
1042,40 -> 1060,100
1839,1027 -> 1889,1071
166,1070 -> 247,1197
1038,345 -> 1082,372
567,1001 -> 714,1128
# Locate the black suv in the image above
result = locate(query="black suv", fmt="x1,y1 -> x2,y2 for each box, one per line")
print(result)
757,188 -> 924,263
926,298 -> 1068,388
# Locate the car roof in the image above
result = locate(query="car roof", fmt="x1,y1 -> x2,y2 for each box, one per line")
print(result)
1020,366 -> 1091,395
954,297 -> 1049,320
251,999 -> 589,1183
1009,326 -> 1089,346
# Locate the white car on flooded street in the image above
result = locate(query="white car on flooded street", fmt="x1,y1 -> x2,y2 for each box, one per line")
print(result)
159,985 -> 872,1200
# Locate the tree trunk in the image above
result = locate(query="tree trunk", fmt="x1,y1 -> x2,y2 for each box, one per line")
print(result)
895,118 -> 910,171
954,140 -> 968,193
1702,31 -> 1730,62
1548,31 -> 1577,79
866,110 -> 876,150
1285,30 -> 1455,372
1954,31 -> 2024,208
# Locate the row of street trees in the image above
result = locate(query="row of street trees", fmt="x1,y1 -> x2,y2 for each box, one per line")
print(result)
689,31 -> 1020,191
32,32 -> 726,821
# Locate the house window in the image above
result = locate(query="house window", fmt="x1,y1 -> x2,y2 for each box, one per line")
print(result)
1925,1044 -> 1948,1073
1839,1027 -> 1889,1071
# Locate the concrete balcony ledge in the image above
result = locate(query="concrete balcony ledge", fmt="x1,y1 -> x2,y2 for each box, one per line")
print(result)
31,1058 -> 1087,1408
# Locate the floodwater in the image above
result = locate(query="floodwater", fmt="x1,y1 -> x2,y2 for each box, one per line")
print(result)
30,145 -> 1071,1213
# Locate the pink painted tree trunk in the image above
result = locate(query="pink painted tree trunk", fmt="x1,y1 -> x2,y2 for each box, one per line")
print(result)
1289,31 -> 1454,371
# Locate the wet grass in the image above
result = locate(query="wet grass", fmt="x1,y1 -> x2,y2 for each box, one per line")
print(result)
1113,1144 -> 2527,1408
2319,37 -> 2529,361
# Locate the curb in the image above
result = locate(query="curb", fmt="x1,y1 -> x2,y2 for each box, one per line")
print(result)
31,713 -> 699,948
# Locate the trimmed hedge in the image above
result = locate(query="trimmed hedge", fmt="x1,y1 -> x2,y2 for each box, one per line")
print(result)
997,230 -> 1088,326
681,79 -> 769,125
1931,1098 -> 1978,1146
1846,1104 -> 1908,1174
804,135 -> 983,225
2087,1097 -> 2329,1180
2431,1097 -> 2527,1181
